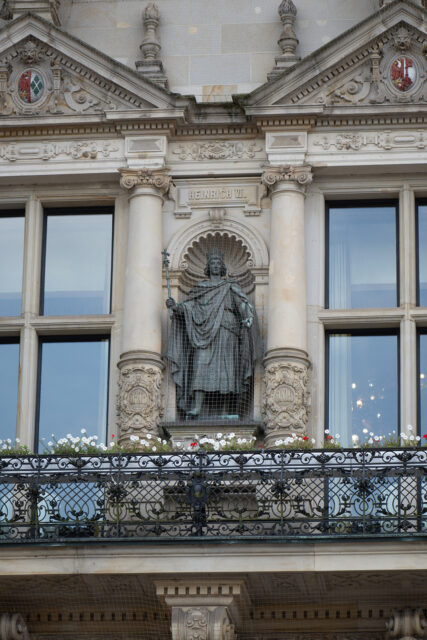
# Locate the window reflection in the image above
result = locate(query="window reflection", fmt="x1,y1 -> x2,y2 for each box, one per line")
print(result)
42,211 -> 113,316
417,204 -> 427,306
37,338 -> 109,450
328,333 -> 398,447
0,342 -> 20,442
0,214 -> 25,316
328,204 -> 398,309
419,334 -> 427,437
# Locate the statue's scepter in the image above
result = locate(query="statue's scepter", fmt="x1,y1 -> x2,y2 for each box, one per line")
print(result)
162,249 -> 173,318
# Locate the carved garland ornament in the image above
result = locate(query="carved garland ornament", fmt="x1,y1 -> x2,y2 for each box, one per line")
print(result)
261,165 -> 313,190
172,141 -> 262,161
117,364 -> 163,442
263,361 -> 310,435
119,168 -> 172,195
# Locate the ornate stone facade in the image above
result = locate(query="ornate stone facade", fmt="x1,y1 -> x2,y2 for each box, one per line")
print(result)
117,359 -> 164,443
263,357 -> 311,445
170,607 -> 235,640
119,167 -> 173,195
261,165 -> 313,191
0,614 -> 30,640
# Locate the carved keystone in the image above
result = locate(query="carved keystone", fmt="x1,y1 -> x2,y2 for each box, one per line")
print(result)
156,580 -> 250,640
386,608 -> 427,640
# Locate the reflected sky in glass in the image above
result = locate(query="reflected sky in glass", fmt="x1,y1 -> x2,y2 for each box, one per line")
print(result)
0,343 -> 19,442
328,206 -> 397,309
419,335 -> 427,438
418,206 -> 427,306
43,213 -> 112,316
0,216 -> 24,316
37,339 -> 109,450
328,334 -> 398,447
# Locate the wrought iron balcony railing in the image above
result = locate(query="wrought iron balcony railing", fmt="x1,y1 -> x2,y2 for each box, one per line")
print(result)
0,448 -> 426,544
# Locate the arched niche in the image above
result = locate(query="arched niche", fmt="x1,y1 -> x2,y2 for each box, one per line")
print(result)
166,217 -> 269,295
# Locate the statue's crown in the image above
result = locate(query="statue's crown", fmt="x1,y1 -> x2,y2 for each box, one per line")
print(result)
206,248 -> 225,262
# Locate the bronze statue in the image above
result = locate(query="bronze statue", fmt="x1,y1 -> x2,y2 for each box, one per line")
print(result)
165,249 -> 261,420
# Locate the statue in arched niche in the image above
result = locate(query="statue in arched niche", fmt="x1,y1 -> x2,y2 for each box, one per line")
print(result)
165,248 -> 261,420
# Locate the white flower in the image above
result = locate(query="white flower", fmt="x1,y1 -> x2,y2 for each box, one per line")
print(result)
416,436 -> 421,441
81,428 -> 87,434
146,434 -> 152,440
369,432 -> 374,437
324,430 -> 330,435
15,438 -> 20,443
335,434 -> 340,439
176,442 -> 182,448
216,433 -> 223,439
407,424 -> 414,431
368,438 -> 374,444
48,441 -> 53,447
108,441 -> 115,448
229,433 -> 236,438
362,428 -> 368,434
151,446 -> 157,452
241,438 -> 247,444
352,435 -> 359,443
130,435 -> 138,442
311,438 -> 316,444
401,433 -> 408,440
219,439 -> 226,447
409,435 -> 415,441
162,440 -> 167,445
6,439 -> 11,444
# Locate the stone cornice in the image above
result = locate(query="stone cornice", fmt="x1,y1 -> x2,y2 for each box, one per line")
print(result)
261,165 -> 313,192
119,167 -> 172,195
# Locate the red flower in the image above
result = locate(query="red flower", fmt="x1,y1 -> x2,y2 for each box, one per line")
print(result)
190,442 -> 198,448
423,434 -> 427,439
326,435 -> 333,440
303,436 -> 309,441
111,434 -> 115,438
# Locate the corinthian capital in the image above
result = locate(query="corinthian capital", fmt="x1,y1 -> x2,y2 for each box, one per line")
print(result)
119,168 -> 172,196
261,165 -> 313,193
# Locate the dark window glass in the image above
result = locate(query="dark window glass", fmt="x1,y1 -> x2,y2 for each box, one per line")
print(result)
0,214 -> 24,316
42,210 -> 113,316
327,333 -> 398,447
0,341 -> 19,442
37,338 -> 109,450
327,203 -> 398,309
417,203 -> 427,306
419,334 -> 427,438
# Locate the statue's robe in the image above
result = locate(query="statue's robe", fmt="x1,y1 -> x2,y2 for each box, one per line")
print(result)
165,279 -> 261,414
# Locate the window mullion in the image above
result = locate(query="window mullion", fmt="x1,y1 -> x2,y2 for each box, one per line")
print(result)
399,184 -> 416,309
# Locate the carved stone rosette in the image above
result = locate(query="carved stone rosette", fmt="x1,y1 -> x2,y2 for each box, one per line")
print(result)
116,357 -> 164,444
386,608 -> 427,640
119,168 -> 172,196
263,355 -> 311,447
261,165 -> 313,193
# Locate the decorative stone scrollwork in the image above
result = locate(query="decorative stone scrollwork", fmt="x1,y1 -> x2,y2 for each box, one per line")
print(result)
119,168 -> 172,196
0,614 -> 30,640
18,39 -> 44,64
386,608 -> 427,640
117,361 -> 164,443
263,360 -> 310,444
261,165 -> 313,191
171,607 -> 236,640
392,25 -> 413,53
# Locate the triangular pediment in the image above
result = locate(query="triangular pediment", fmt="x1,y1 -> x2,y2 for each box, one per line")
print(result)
244,0 -> 427,115
0,13 -> 185,121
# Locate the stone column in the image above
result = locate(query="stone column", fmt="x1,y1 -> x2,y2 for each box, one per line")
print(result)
117,168 -> 172,444
156,580 -> 249,640
386,608 -> 426,639
261,165 -> 313,448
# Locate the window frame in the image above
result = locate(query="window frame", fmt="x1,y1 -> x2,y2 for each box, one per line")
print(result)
325,199 -> 400,311
0,337 -> 21,441
415,198 -> 427,307
325,328 -> 401,445
0,209 -> 26,318
34,334 -> 111,451
39,206 -> 115,317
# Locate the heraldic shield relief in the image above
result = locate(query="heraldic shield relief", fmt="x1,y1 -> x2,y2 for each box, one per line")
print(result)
391,56 -> 416,92
18,69 -> 45,104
